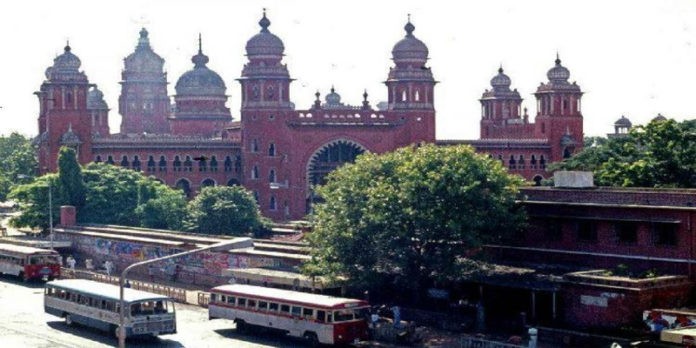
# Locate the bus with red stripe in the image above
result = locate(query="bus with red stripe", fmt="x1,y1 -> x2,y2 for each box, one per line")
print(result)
208,284 -> 369,346
0,243 -> 61,281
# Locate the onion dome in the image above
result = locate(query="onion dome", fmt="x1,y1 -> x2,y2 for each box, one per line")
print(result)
490,66 -> 512,90
175,35 -> 226,96
391,17 -> 429,65
614,115 -> 632,128
547,54 -> 571,84
45,43 -> 87,82
60,124 -> 82,146
87,86 -> 109,110
245,10 -> 285,58
325,86 -> 341,106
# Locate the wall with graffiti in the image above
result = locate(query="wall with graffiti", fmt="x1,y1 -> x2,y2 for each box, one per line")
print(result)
59,231 -> 302,287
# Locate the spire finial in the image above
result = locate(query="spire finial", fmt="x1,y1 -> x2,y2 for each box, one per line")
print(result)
331,85 -> 335,94
404,14 -> 415,36
363,89 -> 368,100
498,63 -> 503,74
259,8 -> 271,32
555,52 -> 561,65
65,39 -> 71,52
198,33 -> 202,53
315,90 -> 320,100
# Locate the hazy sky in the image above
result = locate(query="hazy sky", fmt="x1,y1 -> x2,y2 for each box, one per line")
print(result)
1,0 -> 695,140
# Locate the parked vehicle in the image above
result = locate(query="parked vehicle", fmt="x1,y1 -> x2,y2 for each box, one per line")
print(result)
209,284 -> 370,345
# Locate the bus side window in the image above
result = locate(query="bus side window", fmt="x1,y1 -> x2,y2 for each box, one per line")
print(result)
210,293 -> 217,303
291,306 -> 301,317
317,310 -> 326,322
247,299 -> 257,310
220,295 -> 226,303
303,307 -> 314,319
326,313 -> 332,323
258,301 -> 268,311
227,296 -> 235,305
237,298 -> 246,307
280,304 -> 290,314
269,302 -> 279,312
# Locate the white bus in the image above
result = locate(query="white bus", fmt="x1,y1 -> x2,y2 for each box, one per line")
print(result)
44,279 -> 176,338
209,284 -> 370,346
0,242 -> 60,281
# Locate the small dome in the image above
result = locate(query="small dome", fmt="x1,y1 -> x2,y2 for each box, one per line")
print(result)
124,28 -> 165,74
175,38 -> 226,96
392,19 -> 429,64
245,11 -> 285,57
614,115 -> 632,127
87,86 -> 108,110
490,66 -> 511,90
547,55 -> 570,84
60,124 -> 82,146
652,113 -> 668,122
325,87 -> 341,105
46,44 -> 85,81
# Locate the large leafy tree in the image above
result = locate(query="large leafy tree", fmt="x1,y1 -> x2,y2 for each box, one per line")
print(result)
0,133 -> 37,201
7,174 -> 61,231
552,119 -> 696,187
303,144 -> 525,298
185,186 -> 264,235
135,179 -> 187,230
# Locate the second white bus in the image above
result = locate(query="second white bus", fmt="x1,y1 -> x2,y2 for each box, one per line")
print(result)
209,284 -> 370,345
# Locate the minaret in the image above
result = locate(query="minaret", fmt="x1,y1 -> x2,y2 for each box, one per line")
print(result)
534,54 -> 584,161
35,43 -> 94,173
385,16 -> 436,142
119,28 -> 170,134
479,66 -> 523,138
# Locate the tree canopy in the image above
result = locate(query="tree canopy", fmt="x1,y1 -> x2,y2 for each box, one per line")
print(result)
551,119 -> 696,187
0,133 -> 37,201
185,186 -> 265,235
303,144 -> 526,298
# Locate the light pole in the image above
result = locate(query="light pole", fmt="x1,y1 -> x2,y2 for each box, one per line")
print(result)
117,237 -> 253,348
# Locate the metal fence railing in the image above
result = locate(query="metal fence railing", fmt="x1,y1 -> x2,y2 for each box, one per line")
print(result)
460,337 -> 524,348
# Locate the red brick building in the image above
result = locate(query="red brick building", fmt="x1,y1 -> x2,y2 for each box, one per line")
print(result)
34,11 -> 581,220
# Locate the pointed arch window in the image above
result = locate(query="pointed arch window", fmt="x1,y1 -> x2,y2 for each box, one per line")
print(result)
183,156 -> 193,172
269,169 -> 276,183
251,166 -> 259,179
224,156 -> 233,172
132,156 -> 141,171
518,155 -> 525,170
198,156 -> 208,172
159,156 -> 167,172
210,156 -> 218,172
268,143 -> 276,157
251,139 -> 259,153
401,90 -> 407,102
270,196 -> 277,211
95,155 -> 102,163
106,155 -> 114,165
530,155 -> 537,169
120,156 -> 129,168
173,156 -> 182,172
414,90 -> 420,101
147,156 -> 156,172
540,155 -> 547,170
508,155 -> 517,170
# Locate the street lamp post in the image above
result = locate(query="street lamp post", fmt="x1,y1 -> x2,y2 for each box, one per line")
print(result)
117,237 -> 253,348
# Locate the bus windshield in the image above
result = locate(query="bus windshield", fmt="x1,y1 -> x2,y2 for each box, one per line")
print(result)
29,255 -> 60,265
130,300 -> 174,316
333,306 -> 369,322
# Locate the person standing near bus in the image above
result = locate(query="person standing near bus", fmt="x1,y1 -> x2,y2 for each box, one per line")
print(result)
67,256 -> 76,271
148,264 -> 155,282
104,260 -> 113,276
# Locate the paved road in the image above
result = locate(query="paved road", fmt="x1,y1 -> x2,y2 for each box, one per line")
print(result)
0,275 -> 310,347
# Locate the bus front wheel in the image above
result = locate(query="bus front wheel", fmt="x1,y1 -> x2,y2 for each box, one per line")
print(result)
303,332 -> 319,347
65,314 -> 73,326
235,320 -> 246,334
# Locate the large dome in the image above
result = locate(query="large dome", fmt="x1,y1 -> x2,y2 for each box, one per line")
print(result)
392,20 -> 429,64
490,67 -> 511,90
547,55 -> 570,84
45,44 -> 86,81
245,11 -> 284,57
175,39 -> 226,96
124,28 -> 165,74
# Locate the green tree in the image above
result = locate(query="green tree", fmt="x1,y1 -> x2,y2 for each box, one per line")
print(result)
135,179 -> 187,230
185,186 -> 263,235
552,119 -> 696,187
7,174 -> 61,231
57,147 -> 86,208
0,133 -> 37,201
303,144 -> 525,298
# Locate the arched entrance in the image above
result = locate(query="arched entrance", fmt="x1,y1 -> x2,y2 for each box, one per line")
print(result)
306,139 -> 367,213
175,178 -> 191,198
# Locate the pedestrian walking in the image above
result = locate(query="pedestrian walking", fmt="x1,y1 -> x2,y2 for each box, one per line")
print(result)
67,256 -> 76,271
104,260 -> 113,276
148,264 -> 155,282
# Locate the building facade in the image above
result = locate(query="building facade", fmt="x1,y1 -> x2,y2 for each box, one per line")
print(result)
34,12 -> 582,220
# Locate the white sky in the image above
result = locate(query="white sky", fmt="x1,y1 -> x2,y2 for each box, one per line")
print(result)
1,0 -> 695,140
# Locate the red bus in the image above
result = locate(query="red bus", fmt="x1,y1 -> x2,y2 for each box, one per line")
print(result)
0,243 -> 61,281
209,284 -> 369,346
